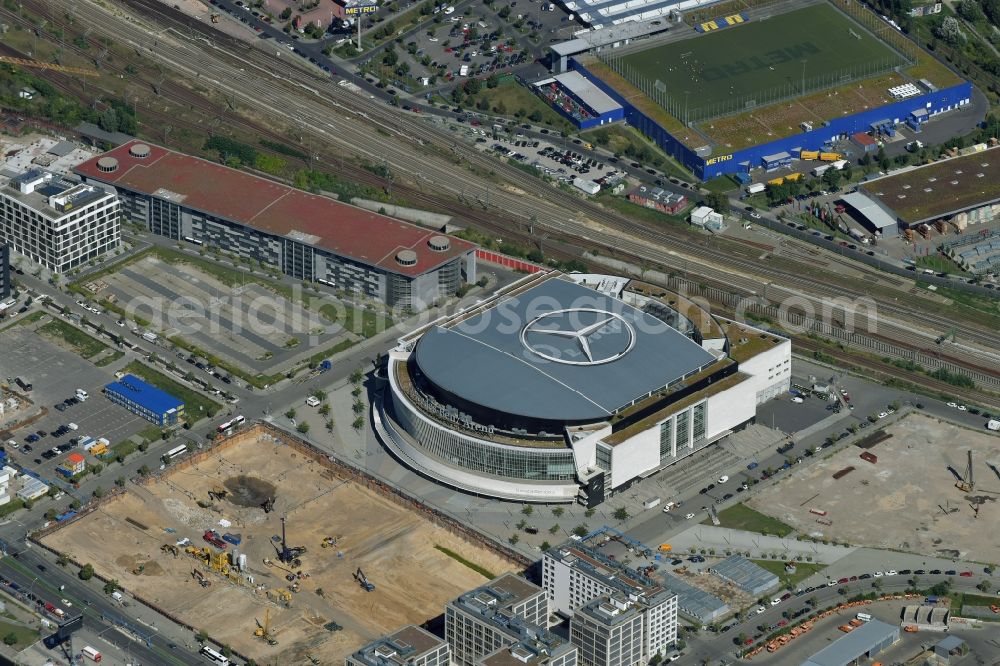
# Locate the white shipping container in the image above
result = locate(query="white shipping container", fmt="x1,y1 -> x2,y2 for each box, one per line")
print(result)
746,183 -> 765,194
643,497 -> 661,509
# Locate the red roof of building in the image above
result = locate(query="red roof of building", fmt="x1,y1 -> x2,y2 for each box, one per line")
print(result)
74,141 -> 475,277
851,132 -> 877,147
66,453 -> 85,464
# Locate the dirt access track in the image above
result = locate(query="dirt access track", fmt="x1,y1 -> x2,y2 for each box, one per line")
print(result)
41,426 -> 516,665
746,413 -> 1000,563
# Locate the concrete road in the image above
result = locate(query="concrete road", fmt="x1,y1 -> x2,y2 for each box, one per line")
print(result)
0,547 -> 204,666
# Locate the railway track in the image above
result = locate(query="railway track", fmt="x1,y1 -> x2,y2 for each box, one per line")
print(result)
792,337 -> 1000,411
6,0 -> 999,383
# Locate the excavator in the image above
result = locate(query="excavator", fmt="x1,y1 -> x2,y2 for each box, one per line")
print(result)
161,544 -> 179,558
191,568 -> 211,588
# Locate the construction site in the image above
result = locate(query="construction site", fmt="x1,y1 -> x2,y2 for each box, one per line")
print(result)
745,412 -> 1000,563
39,425 -> 517,665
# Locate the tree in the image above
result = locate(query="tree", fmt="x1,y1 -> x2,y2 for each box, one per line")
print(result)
93,486 -> 105,499
705,191 -> 729,214
139,464 -> 151,476
2,633 -> 17,646
822,166 -> 842,189
296,422 -> 310,434
521,505 -> 534,516
612,507 -> 629,521
549,524 -> 560,534
572,524 -> 588,537
552,507 -> 565,518
285,408 -> 297,419
977,580 -> 992,592
103,579 -> 120,594
351,368 -> 365,383
196,629 -> 209,644
280,7 -> 292,19
934,16 -> 967,45
115,476 -> 126,488
352,416 -> 365,430
541,540 -> 551,551
584,508 -> 596,517
508,534 -> 519,545
79,563 -> 95,580
318,403 -> 331,416
312,389 -> 327,401
958,0 -> 982,21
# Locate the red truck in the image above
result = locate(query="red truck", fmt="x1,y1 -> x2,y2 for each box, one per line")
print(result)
203,530 -> 228,550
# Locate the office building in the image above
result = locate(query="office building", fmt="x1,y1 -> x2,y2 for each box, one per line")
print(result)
445,573 -> 558,666
75,141 -> 477,310
346,625 -> 450,666
0,169 -> 119,273
570,595 -> 645,666
103,374 -> 185,426
542,537 -> 677,659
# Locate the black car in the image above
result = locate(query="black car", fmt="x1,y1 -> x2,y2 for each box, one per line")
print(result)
914,569 -> 926,575
22,444 -> 32,453
723,493 -> 733,500
41,450 -> 57,460
55,403 -> 67,412
859,573 -> 872,579
899,569 -> 912,575
945,570 -> 957,576
930,569 -> 942,575
36,430 -> 47,438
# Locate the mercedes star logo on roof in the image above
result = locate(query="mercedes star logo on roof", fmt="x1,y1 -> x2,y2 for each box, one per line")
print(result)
520,308 -> 636,366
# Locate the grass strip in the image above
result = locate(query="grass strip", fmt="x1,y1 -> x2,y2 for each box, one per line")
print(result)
435,545 -> 496,579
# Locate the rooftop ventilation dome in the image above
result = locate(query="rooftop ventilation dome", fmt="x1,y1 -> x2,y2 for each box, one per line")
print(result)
396,249 -> 418,266
428,235 -> 451,252
96,157 -> 119,173
129,143 -> 151,158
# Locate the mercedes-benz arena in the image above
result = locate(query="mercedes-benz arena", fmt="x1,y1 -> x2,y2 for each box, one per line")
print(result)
375,271 -> 790,504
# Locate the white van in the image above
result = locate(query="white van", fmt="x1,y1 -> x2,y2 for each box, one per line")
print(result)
305,396 -> 320,407
856,612 -> 872,622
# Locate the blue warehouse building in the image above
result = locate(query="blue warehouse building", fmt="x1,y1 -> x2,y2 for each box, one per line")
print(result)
104,374 -> 185,427
569,57 -> 973,180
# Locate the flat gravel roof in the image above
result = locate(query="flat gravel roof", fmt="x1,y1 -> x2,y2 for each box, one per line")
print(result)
414,277 -> 716,422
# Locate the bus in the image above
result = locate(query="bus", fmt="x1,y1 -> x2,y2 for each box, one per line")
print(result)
165,444 -> 187,461
200,646 -> 230,665
14,377 -> 32,392
217,415 -> 246,433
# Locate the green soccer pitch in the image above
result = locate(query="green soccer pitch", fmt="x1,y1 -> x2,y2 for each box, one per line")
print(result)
615,3 -> 905,118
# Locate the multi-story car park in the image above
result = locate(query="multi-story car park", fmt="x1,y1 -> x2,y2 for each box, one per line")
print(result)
74,141 -> 477,310
0,169 -> 120,274
376,271 -> 791,504
542,537 -> 677,659
0,242 -> 9,299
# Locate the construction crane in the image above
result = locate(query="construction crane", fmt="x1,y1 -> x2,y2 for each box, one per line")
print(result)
276,516 -> 307,564
957,450 -> 975,493
353,567 -> 375,592
254,608 -> 278,645
0,55 -> 99,77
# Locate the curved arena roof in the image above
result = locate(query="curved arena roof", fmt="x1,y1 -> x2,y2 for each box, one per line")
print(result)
413,277 -> 716,423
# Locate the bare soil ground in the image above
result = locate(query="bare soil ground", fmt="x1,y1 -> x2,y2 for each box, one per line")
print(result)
745,413 -> 1000,563
42,428 -> 514,665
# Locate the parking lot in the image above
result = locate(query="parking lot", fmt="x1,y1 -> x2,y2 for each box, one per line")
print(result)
746,412 -> 1000,563
0,324 -> 148,481
92,253 -> 347,377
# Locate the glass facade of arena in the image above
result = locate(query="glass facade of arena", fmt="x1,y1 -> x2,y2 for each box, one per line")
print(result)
656,401 -> 707,462
391,369 -> 577,481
